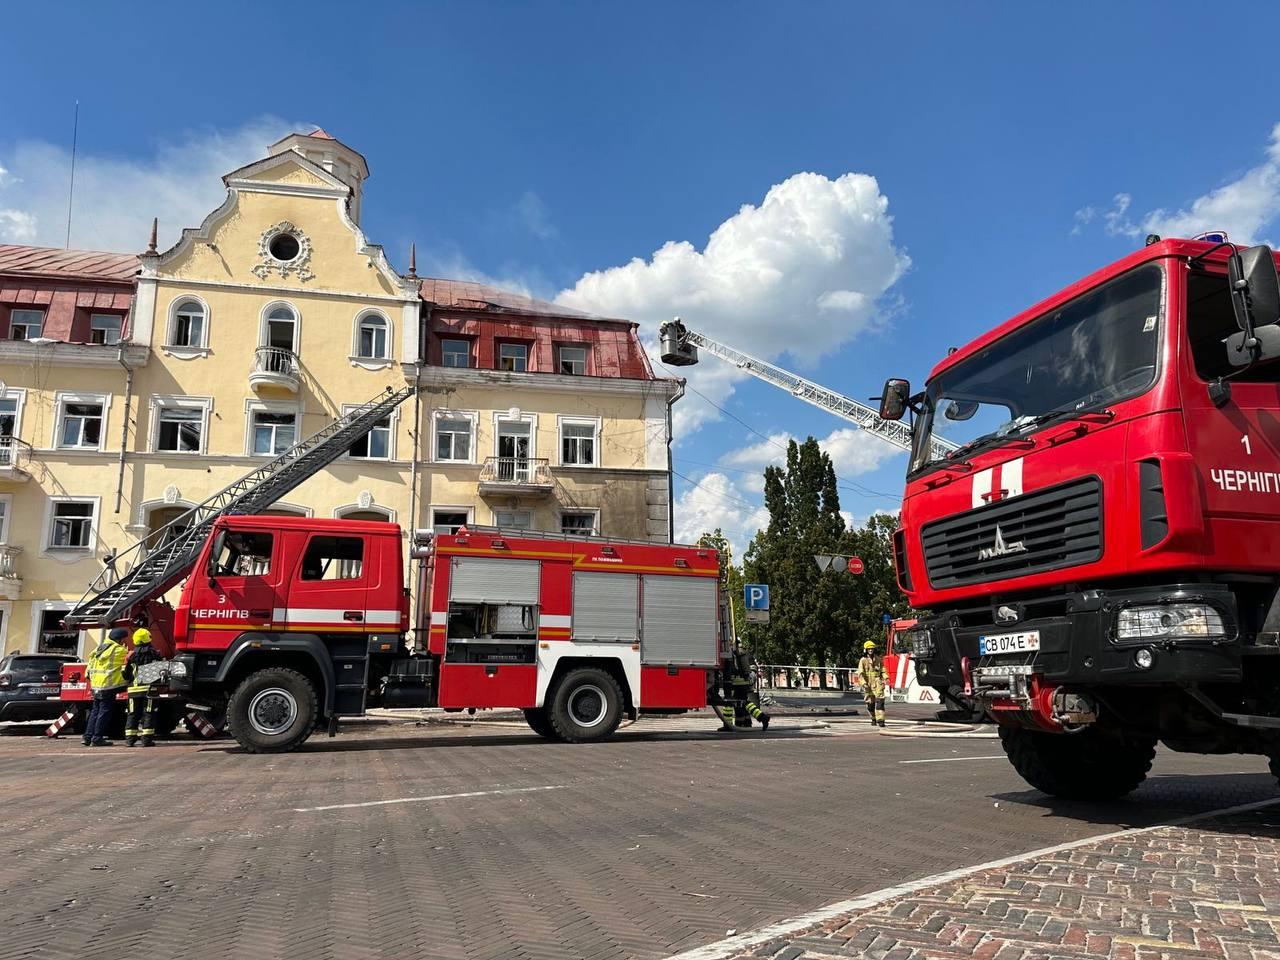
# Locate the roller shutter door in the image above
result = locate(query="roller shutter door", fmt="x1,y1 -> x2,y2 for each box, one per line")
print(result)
449,557 -> 540,604
572,571 -> 639,642
640,575 -> 718,666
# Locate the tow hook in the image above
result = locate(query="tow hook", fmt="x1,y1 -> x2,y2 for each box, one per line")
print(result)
1051,690 -> 1098,729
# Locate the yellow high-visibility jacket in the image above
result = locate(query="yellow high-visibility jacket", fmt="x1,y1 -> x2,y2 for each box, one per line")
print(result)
87,639 -> 127,692
858,654 -> 887,699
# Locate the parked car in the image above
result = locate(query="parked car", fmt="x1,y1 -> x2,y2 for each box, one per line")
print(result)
0,654 -> 77,723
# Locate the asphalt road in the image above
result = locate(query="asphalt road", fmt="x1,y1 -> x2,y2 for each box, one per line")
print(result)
0,713 -> 1275,960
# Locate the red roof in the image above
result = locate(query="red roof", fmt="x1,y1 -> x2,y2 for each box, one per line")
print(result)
307,128 -> 336,140
0,244 -> 138,283
419,277 -> 621,324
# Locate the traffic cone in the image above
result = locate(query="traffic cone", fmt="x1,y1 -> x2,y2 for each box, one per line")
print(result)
45,710 -> 76,738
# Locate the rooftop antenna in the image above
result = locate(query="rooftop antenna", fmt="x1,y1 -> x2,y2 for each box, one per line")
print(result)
64,100 -> 79,249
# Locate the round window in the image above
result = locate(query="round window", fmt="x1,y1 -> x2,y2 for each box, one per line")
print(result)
268,233 -> 301,262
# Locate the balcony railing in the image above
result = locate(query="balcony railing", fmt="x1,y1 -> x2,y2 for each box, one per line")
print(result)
250,346 -> 300,392
478,456 -> 553,494
0,436 -> 32,478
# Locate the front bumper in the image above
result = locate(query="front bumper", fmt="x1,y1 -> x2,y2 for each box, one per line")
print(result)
0,696 -> 66,722
913,582 -> 1243,693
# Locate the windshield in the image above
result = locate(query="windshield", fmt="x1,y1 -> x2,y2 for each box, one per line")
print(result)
910,264 -> 1164,473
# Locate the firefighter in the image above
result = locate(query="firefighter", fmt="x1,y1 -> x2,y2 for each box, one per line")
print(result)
858,640 -> 887,728
715,649 -> 770,732
124,628 -> 162,747
83,628 -> 129,747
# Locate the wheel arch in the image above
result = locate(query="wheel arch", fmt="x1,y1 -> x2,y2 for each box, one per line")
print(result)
213,633 -> 335,715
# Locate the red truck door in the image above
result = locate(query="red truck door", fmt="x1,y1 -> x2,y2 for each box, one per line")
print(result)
279,530 -> 371,631
191,527 -> 281,648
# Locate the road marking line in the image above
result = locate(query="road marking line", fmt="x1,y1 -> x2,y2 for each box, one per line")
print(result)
292,784 -> 567,813
898,756 -> 1005,765
668,796 -> 1280,960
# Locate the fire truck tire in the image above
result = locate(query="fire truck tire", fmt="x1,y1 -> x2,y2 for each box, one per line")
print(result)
227,668 -> 317,753
999,725 -> 1156,800
547,668 -> 623,743
523,708 -> 561,740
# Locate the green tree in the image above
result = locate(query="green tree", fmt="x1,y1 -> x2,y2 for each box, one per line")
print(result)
738,437 -> 910,685
697,528 -> 745,642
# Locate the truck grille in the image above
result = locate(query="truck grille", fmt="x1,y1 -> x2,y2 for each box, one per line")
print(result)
921,476 -> 1102,588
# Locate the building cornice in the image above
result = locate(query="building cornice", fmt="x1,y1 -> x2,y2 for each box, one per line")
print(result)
0,341 -> 148,369
148,274 -> 417,306
409,365 -> 682,397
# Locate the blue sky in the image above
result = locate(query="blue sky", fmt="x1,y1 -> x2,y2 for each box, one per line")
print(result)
4,2 -> 1280,552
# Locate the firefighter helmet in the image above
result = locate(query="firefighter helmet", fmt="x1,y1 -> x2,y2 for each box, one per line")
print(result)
133,628 -> 152,646
863,640 -> 877,651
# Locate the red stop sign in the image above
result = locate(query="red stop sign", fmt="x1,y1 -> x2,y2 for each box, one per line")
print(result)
847,556 -> 864,575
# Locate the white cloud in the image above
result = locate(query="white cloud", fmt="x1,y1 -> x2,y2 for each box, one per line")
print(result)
1076,124 -> 1280,244
0,117 -> 304,252
557,171 -> 910,436
721,427 -> 903,493
673,471 -> 769,559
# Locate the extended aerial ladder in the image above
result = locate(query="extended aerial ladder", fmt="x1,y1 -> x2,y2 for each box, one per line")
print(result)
658,318 -> 957,462
63,386 -> 416,629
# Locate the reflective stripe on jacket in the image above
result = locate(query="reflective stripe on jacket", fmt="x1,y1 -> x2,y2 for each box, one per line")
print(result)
87,639 -> 128,692
857,654 -> 887,699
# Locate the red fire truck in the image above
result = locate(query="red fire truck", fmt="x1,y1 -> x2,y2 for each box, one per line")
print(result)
879,235 -> 1280,798
158,518 -> 724,752
54,389 -> 731,752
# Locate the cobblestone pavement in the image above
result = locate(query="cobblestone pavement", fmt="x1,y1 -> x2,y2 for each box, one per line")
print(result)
708,802 -> 1280,960
0,713 -> 1275,960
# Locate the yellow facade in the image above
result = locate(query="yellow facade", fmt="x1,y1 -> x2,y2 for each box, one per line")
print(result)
0,132 -> 675,658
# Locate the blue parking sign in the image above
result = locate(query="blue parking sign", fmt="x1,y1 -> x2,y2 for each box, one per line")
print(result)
744,584 -> 769,610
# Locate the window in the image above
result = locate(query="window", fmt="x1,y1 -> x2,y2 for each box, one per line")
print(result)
9,309 -> 42,340
0,497 -> 10,543
1185,271 -> 1280,383
37,609 -> 77,655
156,406 -> 203,453
269,233 -> 300,262
494,509 -> 532,530
301,536 -> 364,581
441,339 -> 470,368
356,313 -> 388,359
210,530 -> 273,577
436,416 -> 472,462
89,314 -> 122,345
59,401 -> 104,449
349,417 -> 391,459
0,396 -> 18,437
170,300 -> 206,348
498,342 -> 528,372
251,411 -> 296,456
561,512 -> 597,536
49,501 -> 94,549
264,304 -> 297,353
559,345 -> 587,375
432,510 -> 470,535
560,420 -> 597,466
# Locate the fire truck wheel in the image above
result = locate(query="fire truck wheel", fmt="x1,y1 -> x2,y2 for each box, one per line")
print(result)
547,668 -> 623,743
523,708 -> 561,740
999,724 -> 1156,800
227,668 -> 317,753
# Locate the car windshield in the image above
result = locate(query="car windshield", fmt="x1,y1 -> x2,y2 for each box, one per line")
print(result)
910,264 -> 1165,473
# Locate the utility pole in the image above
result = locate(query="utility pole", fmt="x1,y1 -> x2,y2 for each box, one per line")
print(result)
64,101 -> 79,249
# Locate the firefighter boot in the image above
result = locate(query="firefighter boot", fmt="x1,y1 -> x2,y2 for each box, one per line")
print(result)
125,737 -> 137,747
140,736 -> 155,747
760,714 -> 770,731
717,704 -> 736,732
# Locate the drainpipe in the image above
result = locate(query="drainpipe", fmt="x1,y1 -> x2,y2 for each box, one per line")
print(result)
665,379 -> 684,544
405,304 -> 429,581
114,342 -> 134,515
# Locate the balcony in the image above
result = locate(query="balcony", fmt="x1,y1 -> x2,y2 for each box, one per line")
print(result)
0,545 -> 22,600
249,346 -> 300,393
478,457 -> 553,496
0,437 -> 32,481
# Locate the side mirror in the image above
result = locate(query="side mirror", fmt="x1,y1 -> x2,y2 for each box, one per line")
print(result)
1225,245 -> 1280,369
943,399 -> 979,422
879,378 -> 911,421
1230,245 -> 1280,332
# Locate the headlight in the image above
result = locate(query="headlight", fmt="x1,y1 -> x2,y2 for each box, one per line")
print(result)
1115,603 -> 1226,641
166,659 -> 189,679
901,628 -> 935,659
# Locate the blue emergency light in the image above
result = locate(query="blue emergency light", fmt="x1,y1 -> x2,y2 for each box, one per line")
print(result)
1191,231 -> 1229,244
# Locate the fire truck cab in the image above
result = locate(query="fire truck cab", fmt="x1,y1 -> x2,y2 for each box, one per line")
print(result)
881,237 -> 1280,799
164,516 -> 726,752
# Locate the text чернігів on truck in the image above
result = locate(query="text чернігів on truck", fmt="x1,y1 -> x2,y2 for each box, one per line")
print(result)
879,235 -> 1280,799
130,523 -> 730,752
